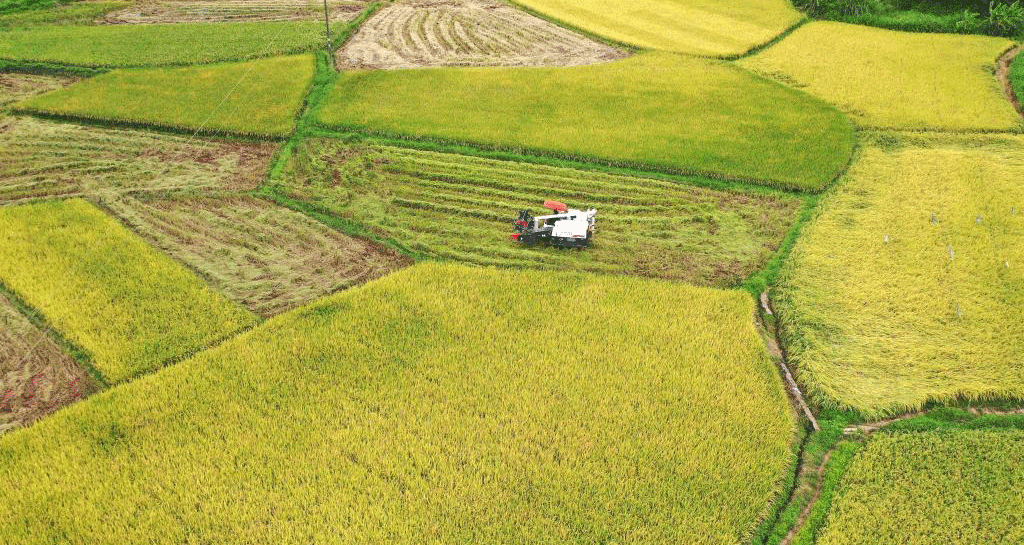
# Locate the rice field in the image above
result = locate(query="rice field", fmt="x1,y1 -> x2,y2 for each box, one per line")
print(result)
279,139 -> 805,285
0,1 -> 128,28
739,22 -> 1020,131
508,0 -> 802,57
0,199 -> 257,384
336,0 -> 627,70
14,55 -> 315,137
776,132 -> 1024,416
0,263 -> 797,543
316,51 -> 855,190
817,427 -> 1024,544
1,293 -> 98,435
0,116 -> 275,203
100,0 -> 366,25
0,73 -> 75,104
104,194 -> 411,317
0,21 -> 324,67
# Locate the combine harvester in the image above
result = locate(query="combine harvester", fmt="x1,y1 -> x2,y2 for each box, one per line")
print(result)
511,200 -> 596,249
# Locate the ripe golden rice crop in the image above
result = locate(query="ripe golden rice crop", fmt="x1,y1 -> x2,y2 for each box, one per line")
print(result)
739,22 -> 1020,131
0,263 -> 796,543
776,132 -> 1024,416
508,0 -> 802,57
0,199 -> 257,383
817,428 -> 1024,544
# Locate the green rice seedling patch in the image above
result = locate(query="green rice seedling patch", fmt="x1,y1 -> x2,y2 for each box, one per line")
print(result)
316,51 -> 855,191
776,132 -> 1024,416
507,0 -> 802,57
0,199 -> 257,383
0,1 -> 128,27
0,21 -> 323,67
14,54 -> 315,137
0,116 -> 274,203
0,263 -> 797,543
0,73 -> 75,104
0,292 -> 98,435
278,139 -> 805,286
816,426 -> 1024,544
739,22 -> 1020,131
104,194 -> 411,317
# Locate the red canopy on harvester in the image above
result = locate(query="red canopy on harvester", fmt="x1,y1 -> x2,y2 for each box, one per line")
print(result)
543,200 -> 568,213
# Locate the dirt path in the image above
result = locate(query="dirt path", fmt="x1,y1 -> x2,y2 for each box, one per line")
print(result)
336,0 -> 627,69
759,291 -> 818,431
779,451 -> 830,545
996,45 -> 1024,118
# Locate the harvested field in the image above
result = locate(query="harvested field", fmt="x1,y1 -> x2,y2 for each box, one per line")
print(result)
739,22 -> 1020,131
0,263 -> 798,543
0,199 -> 258,384
104,194 -> 411,317
99,0 -> 365,25
317,51 -> 856,190
0,294 -> 98,435
0,117 -> 274,204
336,0 -> 627,70
0,73 -> 76,105
776,132 -> 1024,416
279,139 -> 804,286
509,0 -> 802,57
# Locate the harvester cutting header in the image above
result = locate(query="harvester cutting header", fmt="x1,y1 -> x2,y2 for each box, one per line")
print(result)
511,201 -> 596,249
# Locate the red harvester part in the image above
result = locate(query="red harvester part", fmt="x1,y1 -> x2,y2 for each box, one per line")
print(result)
543,200 -> 567,212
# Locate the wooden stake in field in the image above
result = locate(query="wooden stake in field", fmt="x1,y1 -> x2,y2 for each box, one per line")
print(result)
323,0 -> 331,52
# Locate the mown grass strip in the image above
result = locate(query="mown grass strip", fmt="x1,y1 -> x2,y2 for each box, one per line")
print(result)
0,21 -> 325,67
776,131 -> 1024,417
0,199 -> 258,384
315,51 -> 855,191
739,22 -> 1021,131
0,262 -> 797,543
13,55 -> 315,138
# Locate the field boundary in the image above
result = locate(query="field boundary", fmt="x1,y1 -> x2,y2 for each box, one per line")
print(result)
497,0 -> 642,54
0,59 -> 107,77
997,44 -> 1024,119
8,107 -> 288,141
722,17 -> 808,61
0,280 -> 107,388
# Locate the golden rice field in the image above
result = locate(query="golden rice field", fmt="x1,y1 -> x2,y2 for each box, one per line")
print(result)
0,263 -> 797,543
0,116 -> 274,203
739,22 -> 1020,131
0,199 -> 257,384
817,428 -> 1024,544
14,55 -> 315,137
776,132 -> 1024,416
509,0 -> 802,57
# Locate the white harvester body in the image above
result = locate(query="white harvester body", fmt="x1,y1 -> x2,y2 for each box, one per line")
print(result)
511,201 -> 596,249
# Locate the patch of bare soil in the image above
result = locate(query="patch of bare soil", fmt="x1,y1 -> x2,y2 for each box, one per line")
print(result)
0,73 -> 77,105
336,0 -> 628,69
997,45 -> 1024,118
1,296 -> 98,435
104,194 -> 412,317
0,117 -> 275,203
98,0 -> 366,24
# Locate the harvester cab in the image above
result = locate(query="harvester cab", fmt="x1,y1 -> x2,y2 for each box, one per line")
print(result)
511,200 -> 596,249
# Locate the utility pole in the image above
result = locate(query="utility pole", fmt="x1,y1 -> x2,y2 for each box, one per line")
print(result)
323,0 -> 331,52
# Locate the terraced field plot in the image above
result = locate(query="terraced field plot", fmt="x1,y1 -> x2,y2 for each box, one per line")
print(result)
100,0 -> 365,24
281,139 -> 804,285
509,0 -> 802,56
15,54 -> 315,136
105,194 -> 411,317
739,22 -> 1020,131
0,116 -> 274,203
0,263 -> 797,543
0,21 -> 323,67
0,1 -> 129,27
336,0 -> 626,70
777,132 -> 1024,416
0,73 -> 75,105
0,199 -> 257,384
318,51 -> 855,190
1,294 -> 98,435
818,427 -> 1024,544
